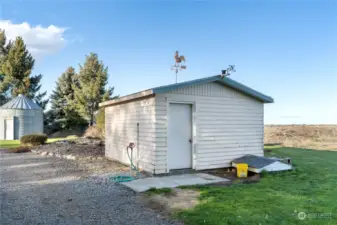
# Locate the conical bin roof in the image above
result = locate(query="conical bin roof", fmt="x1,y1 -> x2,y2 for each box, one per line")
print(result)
0,94 -> 41,110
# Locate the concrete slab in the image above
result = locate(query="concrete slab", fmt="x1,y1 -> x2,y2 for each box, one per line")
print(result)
122,173 -> 230,192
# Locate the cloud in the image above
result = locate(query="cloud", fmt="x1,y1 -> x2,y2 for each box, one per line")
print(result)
0,20 -> 67,58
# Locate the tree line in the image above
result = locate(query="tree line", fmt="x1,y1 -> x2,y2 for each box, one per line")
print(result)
48,53 -> 117,132
0,30 -> 116,134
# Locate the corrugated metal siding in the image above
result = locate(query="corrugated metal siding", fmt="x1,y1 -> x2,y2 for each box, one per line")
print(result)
155,82 -> 264,172
0,109 -> 43,140
105,97 -> 156,173
0,117 -> 4,140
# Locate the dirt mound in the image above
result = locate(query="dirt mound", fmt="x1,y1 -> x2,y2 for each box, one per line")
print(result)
265,125 -> 337,150
31,141 -> 126,174
33,141 -> 104,158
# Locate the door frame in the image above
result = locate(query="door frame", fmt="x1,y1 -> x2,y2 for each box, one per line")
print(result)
5,117 -> 14,140
166,100 -> 197,173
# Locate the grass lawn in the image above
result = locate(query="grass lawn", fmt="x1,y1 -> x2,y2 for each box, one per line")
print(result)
176,147 -> 337,225
0,140 -> 21,149
0,137 -> 77,149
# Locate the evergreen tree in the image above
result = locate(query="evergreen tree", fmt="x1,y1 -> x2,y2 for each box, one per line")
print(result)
0,30 -> 12,65
29,74 -> 48,109
73,53 -> 116,125
0,30 -> 12,104
50,67 -> 86,128
1,37 -> 34,96
0,35 -> 48,109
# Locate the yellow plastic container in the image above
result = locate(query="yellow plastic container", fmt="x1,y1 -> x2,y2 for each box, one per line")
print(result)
236,163 -> 248,178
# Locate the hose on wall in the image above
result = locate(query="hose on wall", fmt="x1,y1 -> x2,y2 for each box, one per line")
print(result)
110,142 -> 141,183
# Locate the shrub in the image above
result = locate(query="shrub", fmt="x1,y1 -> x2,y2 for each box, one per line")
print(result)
9,146 -> 31,153
83,126 -> 104,139
96,109 -> 105,131
95,109 -> 105,138
20,134 -> 48,146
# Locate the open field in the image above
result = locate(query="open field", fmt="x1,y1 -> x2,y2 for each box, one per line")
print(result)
176,146 -> 337,225
0,137 -> 77,149
265,125 -> 337,150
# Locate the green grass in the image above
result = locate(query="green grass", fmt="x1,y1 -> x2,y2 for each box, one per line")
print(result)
147,187 -> 173,196
46,136 -> 77,143
0,140 -> 21,149
176,147 -> 337,225
0,136 -> 77,149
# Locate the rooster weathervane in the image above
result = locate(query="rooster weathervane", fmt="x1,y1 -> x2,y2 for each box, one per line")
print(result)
171,51 -> 186,83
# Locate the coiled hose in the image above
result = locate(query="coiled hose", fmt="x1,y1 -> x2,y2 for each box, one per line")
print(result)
110,143 -> 141,183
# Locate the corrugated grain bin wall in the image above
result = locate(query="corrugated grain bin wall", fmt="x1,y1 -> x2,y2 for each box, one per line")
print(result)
0,95 -> 43,140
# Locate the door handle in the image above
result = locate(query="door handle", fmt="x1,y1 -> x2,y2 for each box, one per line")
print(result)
189,139 -> 192,143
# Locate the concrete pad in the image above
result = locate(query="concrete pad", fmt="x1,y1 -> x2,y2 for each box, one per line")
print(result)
122,173 -> 230,192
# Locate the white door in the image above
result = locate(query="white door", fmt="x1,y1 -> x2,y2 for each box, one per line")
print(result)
5,119 -> 14,140
168,103 -> 192,170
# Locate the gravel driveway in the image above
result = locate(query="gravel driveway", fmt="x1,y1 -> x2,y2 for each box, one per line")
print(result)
0,151 -> 181,225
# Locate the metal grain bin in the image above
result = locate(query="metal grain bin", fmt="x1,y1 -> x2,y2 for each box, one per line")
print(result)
0,94 -> 43,140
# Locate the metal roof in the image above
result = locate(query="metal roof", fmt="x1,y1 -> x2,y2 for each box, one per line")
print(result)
99,75 -> 274,107
0,94 -> 41,110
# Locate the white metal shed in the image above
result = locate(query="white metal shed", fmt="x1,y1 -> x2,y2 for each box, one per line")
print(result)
99,75 -> 273,174
0,94 -> 43,140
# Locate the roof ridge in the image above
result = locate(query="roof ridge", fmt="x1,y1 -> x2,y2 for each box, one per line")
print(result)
99,75 -> 273,107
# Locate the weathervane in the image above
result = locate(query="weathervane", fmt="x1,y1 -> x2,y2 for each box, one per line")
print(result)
221,65 -> 236,78
171,51 -> 186,83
